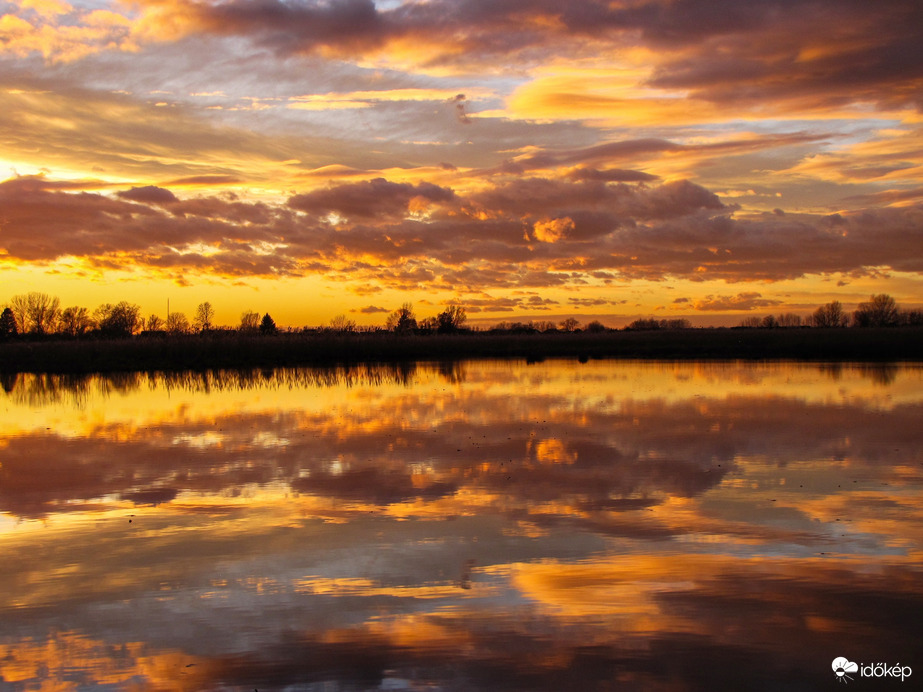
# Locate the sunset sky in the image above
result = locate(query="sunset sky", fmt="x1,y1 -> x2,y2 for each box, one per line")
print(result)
2,0 -> 922,328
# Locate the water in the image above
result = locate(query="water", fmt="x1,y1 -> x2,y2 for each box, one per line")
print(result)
1,360 -> 921,690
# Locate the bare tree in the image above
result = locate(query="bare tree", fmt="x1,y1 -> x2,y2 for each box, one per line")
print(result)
386,303 -> 417,333
329,314 -> 357,332
94,302 -> 142,337
809,301 -> 848,328
193,301 -> 215,332
10,292 -> 60,334
437,305 -> 467,333
853,294 -> 900,327
166,311 -> 189,334
239,310 -> 260,333
58,306 -> 93,336
559,317 -> 580,332
8,295 -> 29,333
146,314 -> 164,331
776,313 -> 802,328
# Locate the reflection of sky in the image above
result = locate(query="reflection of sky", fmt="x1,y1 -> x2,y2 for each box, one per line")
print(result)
1,361 -> 922,689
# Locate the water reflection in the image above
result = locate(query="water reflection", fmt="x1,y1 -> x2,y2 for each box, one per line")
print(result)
1,360 -> 921,690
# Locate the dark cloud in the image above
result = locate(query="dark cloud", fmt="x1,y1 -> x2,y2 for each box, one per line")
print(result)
164,175 -> 245,186
2,172 -> 921,287
201,0 -> 386,53
166,0 -> 923,111
565,167 -> 659,183
287,178 -> 456,219
450,93 -> 471,124
116,185 -> 179,205
840,187 -> 923,206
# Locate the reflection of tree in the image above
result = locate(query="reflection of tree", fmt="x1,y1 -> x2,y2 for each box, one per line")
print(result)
857,363 -> 898,386
0,371 -> 18,393
817,363 -> 844,381
436,360 -> 467,384
2,365 -> 443,404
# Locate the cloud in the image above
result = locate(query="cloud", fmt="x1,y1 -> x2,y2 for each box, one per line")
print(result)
2,171 -> 922,289
565,168 -> 659,183
288,178 -> 456,219
531,217 -> 574,243
116,185 -> 178,205
7,0 -> 923,127
693,293 -> 782,311
164,175 -> 245,187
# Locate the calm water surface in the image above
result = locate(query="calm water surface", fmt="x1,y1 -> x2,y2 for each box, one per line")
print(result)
1,360 -> 922,690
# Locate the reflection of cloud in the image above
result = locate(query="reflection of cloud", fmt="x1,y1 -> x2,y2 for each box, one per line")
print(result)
292,467 -> 458,506
4,364 -> 921,525
2,363 -> 922,690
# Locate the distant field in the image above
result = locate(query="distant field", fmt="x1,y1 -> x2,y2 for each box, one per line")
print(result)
0,327 -> 920,374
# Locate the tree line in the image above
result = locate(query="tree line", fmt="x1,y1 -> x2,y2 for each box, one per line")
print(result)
0,292 -> 919,342
737,295 -> 922,329
0,294 -> 279,340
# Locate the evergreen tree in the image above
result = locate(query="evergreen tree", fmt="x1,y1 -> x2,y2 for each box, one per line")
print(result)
259,313 -> 277,334
0,307 -> 17,339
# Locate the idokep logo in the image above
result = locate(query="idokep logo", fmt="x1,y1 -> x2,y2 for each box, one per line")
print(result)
832,657 -> 913,683
833,658 -> 859,683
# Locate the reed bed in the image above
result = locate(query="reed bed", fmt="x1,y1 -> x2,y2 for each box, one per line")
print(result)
0,327 -> 920,374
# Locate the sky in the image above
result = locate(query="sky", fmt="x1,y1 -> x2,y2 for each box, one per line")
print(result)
1,0 -> 922,328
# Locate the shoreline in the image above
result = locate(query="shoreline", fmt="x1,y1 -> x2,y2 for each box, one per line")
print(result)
1,327 -> 920,375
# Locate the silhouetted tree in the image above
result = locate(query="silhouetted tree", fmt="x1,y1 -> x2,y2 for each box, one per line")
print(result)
58,306 -> 92,336
584,320 -> 607,333
738,316 -> 763,328
418,316 -> 438,333
386,303 -> 417,333
903,309 -> 923,326
8,295 -> 28,333
94,301 -> 142,337
437,305 -> 467,333
560,317 -> 580,332
810,300 -> 848,328
259,313 -> 277,334
663,318 -> 692,329
11,292 -> 60,334
853,294 -> 900,327
166,311 -> 189,334
626,318 -> 661,330
0,307 -> 16,340
328,314 -> 356,332
776,313 -> 802,328
239,310 -> 260,333
761,314 -> 778,329
193,301 -> 215,332
508,321 -> 537,334
146,314 -> 164,331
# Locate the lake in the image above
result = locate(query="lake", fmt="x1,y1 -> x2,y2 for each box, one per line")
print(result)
1,360 -> 921,690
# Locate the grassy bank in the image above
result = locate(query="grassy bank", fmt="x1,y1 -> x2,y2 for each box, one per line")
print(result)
1,327 -> 920,375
